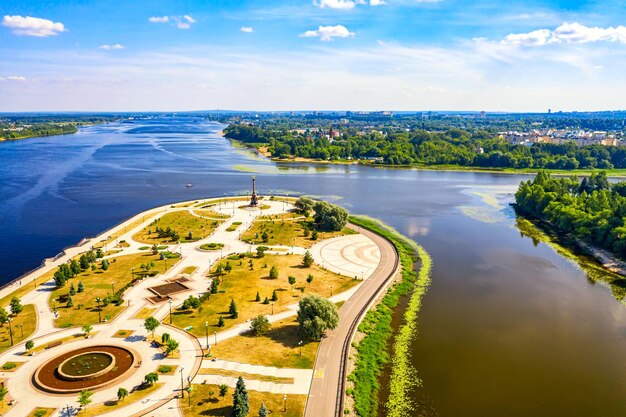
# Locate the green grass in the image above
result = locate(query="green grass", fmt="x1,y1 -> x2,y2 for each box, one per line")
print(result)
241,218 -> 355,248
346,216 -> 431,417
199,243 -> 225,251
133,211 -> 222,244
0,304 -> 37,353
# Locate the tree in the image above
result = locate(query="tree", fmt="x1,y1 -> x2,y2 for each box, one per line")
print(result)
311,230 -> 318,241
288,276 -> 296,289
269,266 -> 279,280
255,291 -> 261,302
0,387 -> 8,412
0,309 -> 8,327
102,259 -> 109,271
313,201 -> 348,231
215,264 -> 224,276
271,290 -> 278,302
25,340 -> 34,352
181,295 -> 201,310
77,281 -> 85,293
144,372 -> 159,386
164,339 -> 179,356
211,278 -> 220,294
161,333 -> 171,344
219,383 -> 228,397
302,251 -> 314,268
306,274 -> 314,285
218,316 -> 225,327
117,387 -> 129,402
261,231 -> 269,243
259,402 -> 268,417
256,246 -> 268,258
232,376 -> 250,417
229,299 -> 239,319
225,262 -> 232,274
297,294 -> 339,340
151,244 -> 159,255
250,314 -> 271,336
67,296 -> 74,308
96,248 -> 104,258
295,197 -> 315,213
10,296 -> 23,315
69,283 -> 77,296
82,323 -> 93,337
144,316 -> 160,339
78,389 -> 93,409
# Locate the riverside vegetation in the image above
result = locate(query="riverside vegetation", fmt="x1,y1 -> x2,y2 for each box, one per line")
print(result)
346,216 -> 432,417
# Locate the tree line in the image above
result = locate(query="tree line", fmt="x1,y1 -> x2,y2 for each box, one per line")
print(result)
224,123 -> 626,169
515,171 -> 626,258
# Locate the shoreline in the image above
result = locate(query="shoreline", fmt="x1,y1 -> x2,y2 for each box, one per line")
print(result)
223,135 -> 626,177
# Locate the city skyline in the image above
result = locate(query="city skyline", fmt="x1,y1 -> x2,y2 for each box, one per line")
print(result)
1,0 -> 625,112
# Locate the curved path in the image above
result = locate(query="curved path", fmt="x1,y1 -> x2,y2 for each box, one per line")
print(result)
304,225 -> 399,417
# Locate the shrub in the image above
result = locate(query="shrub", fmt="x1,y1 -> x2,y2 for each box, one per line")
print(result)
2,362 -> 16,370
158,365 -> 173,374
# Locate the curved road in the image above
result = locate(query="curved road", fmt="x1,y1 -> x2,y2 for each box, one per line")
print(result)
304,224 -> 400,417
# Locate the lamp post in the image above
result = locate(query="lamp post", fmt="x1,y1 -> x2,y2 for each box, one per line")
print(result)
284,394 -> 287,412
298,340 -> 303,356
180,367 -> 185,398
205,321 -> 209,351
111,282 -> 115,294
330,285 -> 333,297
271,301 -> 274,315
7,318 -> 13,346
168,299 -> 173,324
214,331 -> 217,346
20,323 -> 23,339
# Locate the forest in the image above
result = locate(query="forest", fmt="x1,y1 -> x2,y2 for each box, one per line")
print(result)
223,123 -> 626,169
515,171 -> 626,258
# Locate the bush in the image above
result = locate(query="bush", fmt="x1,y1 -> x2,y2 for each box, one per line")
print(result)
158,365 -> 172,374
250,314 -> 271,336
2,362 -> 16,370
297,295 -> 339,340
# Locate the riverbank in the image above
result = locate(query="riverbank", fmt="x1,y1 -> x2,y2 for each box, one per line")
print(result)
223,134 -> 626,177
515,216 -> 626,300
344,216 -> 432,417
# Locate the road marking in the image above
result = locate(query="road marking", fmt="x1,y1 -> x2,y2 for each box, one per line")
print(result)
314,369 -> 324,378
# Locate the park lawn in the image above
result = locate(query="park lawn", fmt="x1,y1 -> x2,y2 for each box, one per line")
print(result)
93,216 -> 154,248
210,316 -> 318,369
0,304 -> 37,353
181,384 -> 306,417
133,307 -> 157,320
193,197 -> 249,208
191,209 -> 230,219
30,331 -> 100,354
81,383 -> 164,417
181,266 -> 198,275
48,253 -> 173,328
28,407 -> 56,417
197,369 -> 294,384
157,364 -> 178,375
172,254 -> 357,336
241,219 -> 355,248
133,211 -> 222,244
0,361 -> 24,372
112,329 -> 134,338
258,211 -> 303,221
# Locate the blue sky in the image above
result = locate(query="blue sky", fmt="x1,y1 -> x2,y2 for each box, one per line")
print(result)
1,0 -> 625,111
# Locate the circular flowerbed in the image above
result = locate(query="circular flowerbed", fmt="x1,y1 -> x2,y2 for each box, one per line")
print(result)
199,243 -> 225,251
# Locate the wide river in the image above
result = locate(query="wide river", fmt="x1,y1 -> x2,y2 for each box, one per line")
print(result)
2,117 -> 626,416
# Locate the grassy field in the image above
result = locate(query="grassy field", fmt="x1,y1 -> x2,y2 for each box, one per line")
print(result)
81,383 -> 163,417
47,253 -> 173,328
193,197 -> 249,208
241,219 -> 355,248
93,216 -> 153,248
181,266 -> 198,275
197,368 -> 294,384
112,329 -> 134,338
133,211 -> 222,244
28,407 -> 56,417
172,254 -> 357,336
181,384 -> 306,417
0,304 -> 37,353
133,307 -> 157,320
191,209 -> 230,219
210,316 -> 318,369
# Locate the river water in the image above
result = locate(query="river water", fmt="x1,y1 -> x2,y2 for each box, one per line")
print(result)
1,117 -> 626,416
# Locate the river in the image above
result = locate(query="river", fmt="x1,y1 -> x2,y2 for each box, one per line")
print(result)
1,116 -> 626,416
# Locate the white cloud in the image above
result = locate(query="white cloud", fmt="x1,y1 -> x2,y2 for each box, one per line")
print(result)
99,44 -> 125,50
502,22 -> 626,46
183,15 -> 196,24
300,25 -> 354,41
241,27 -> 254,33
2,15 -> 66,37
6,75 -> 26,82
317,0 -> 357,9
148,16 -> 169,23
369,0 -> 386,5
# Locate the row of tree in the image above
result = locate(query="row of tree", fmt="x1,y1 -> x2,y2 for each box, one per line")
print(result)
225,123 -> 626,169
515,171 -> 626,258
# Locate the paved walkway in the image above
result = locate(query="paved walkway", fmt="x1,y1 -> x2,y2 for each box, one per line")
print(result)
0,196 -> 383,416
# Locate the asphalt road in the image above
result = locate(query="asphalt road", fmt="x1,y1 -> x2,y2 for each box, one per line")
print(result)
303,224 -> 400,417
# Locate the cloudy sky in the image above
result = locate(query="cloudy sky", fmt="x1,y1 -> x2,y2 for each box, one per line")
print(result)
1,0 -> 625,112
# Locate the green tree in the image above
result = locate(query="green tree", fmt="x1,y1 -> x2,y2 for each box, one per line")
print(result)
67,296 -> 74,308
225,262 -> 232,274
311,230 -> 318,241
219,383 -> 228,397
250,314 -> 271,336
82,323 -> 93,337
269,266 -> 279,280
302,251 -> 314,268
306,274 -> 314,285
78,389 -> 94,410
229,299 -> 239,319
164,339 -> 179,356
10,296 -> 23,315
288,276 -> 296,289
259,402 -> 268,417
218,316 -> 225,327
211,277 -> 220,294
77,281 -> 85,293
261,231 -> 269,243
144,316 -> 160,339
313,201 -> 348,231
297,294 -> 339,340
255,291 -> 261,302
0,387 -> 8,412
0,309 -> 9,327
151,244 -> 159,255
215,264 -> 224,276
25,340 -> 35,352
271,290 -> 278,302
69,283 -> 77,296
117,387 -> 129,402
144,372 -> 159,386
161,333 -> 171,344
232,376 -> 250,417
256,246 -> 268,258
102,259 -> 110,271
